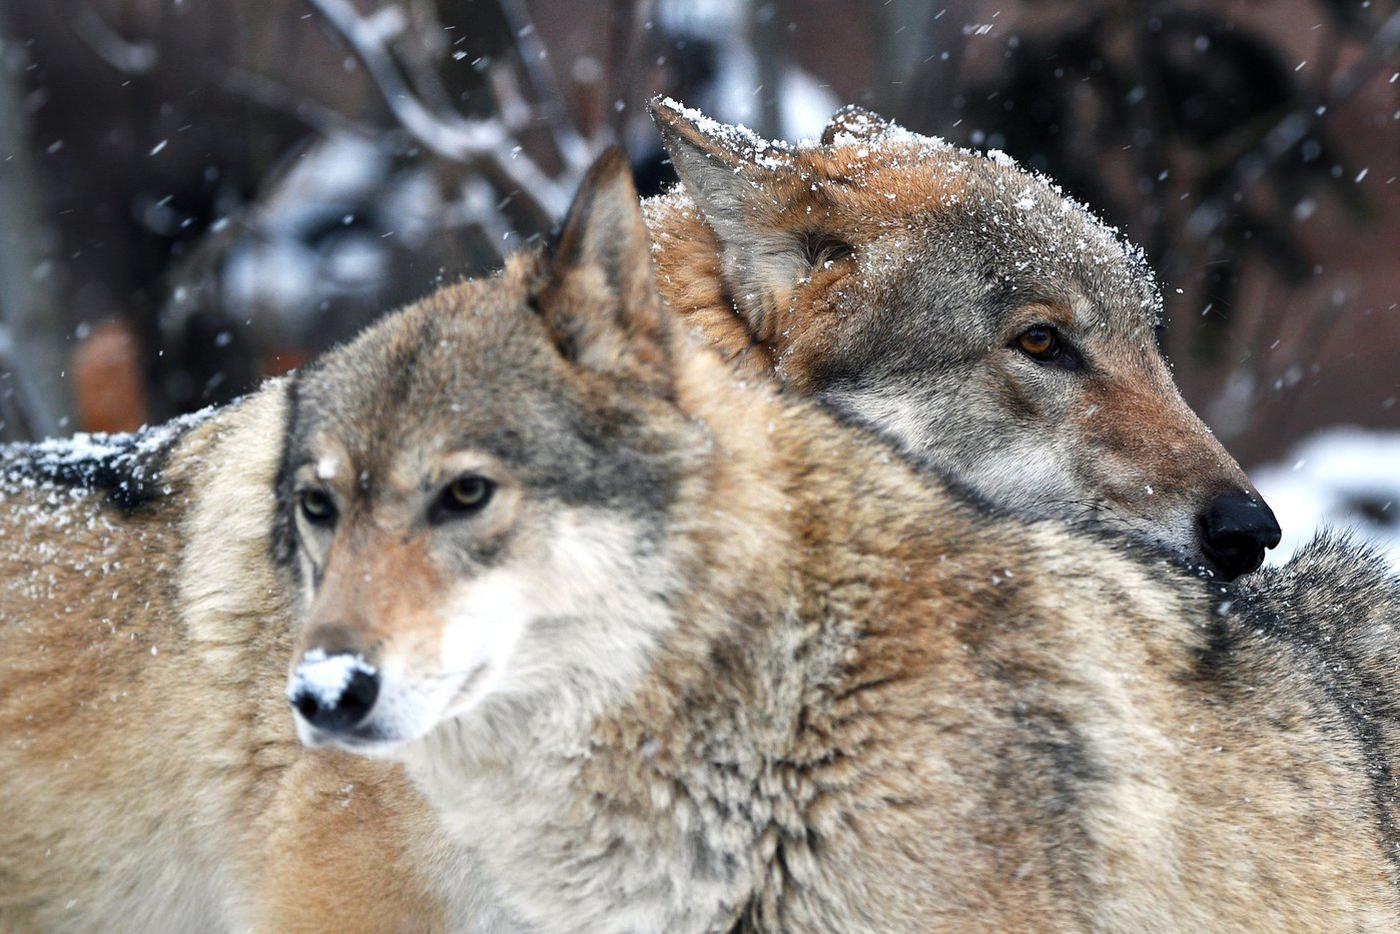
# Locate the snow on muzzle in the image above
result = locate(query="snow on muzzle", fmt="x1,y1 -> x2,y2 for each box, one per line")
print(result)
287,648 -> 380,734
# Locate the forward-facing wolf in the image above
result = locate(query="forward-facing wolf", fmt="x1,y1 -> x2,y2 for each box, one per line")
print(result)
3,150 -> 1398,932
643,98 -> 1281,580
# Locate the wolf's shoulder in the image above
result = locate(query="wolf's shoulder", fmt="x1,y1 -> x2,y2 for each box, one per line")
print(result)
0,407 -> 219,511
1232,532 -> 1398,633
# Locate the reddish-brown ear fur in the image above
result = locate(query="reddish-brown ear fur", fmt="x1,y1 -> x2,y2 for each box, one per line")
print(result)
537,147 -> 670,391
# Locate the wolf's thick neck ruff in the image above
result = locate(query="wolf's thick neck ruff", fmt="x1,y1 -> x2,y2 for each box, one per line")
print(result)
395,337 -> 880,928
380,315 -> 1400,933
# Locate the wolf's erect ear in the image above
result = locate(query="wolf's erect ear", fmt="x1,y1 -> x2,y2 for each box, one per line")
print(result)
537,147 -> 670,390
649,97 -> 825,339
648,96 -> 797,228
820,105 -> 894,145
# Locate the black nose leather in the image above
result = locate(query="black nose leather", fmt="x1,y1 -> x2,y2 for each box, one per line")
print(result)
290,662 -> 379,733
1199,490 -> 1282,580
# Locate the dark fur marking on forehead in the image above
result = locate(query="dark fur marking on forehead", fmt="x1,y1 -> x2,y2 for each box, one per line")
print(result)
0,409 -> 212,512
480,411 -> 684,518
271,373 -> 306,575
283,345 -> 686,532
379,317 -> 435,410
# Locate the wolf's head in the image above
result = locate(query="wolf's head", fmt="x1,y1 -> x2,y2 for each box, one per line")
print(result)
649,99 -> 1279,580
279,151 -> 698,753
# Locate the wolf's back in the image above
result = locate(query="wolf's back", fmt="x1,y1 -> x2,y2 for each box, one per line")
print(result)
1231,533 -> 1400,865
0,390 -> 295,932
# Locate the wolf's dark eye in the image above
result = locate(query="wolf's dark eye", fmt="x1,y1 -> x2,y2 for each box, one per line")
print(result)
1012,325 -> 1083,370
299,489 -> 337,525
437,474 -> 494,518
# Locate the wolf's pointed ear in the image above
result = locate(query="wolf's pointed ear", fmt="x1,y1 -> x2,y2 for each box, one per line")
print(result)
649,97 -> 797,223
647,95 -> 805,265
537,147 -> 670,390
820,105 -> 894,145
649,97 -> 827,343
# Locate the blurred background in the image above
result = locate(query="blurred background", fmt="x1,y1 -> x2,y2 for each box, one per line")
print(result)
0,0 -> 1394,562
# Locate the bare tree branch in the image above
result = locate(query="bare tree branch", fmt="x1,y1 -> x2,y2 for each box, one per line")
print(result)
495,0 -> 597,169
72,2 -> 159,75
0,34 -> 69,439
302,0 -> 574,222
751,1 -> 785,138
453,177 -> 512,261
218,65 -> 394,143
603,0 -> 652,138
895,0 -> 973,131
391,0 -> 462,117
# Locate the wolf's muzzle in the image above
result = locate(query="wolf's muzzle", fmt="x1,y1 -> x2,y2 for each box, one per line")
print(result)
288,651 -> 380,734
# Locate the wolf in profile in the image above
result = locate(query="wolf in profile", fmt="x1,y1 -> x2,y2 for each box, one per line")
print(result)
3,149 -> 1396,932
643,98 -> 1281,580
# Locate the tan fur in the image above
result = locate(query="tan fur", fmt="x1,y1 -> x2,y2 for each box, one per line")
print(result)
0,150 -> 1395,933
396,324 -> 1397,932
296,529 -> 449,669
645,195 -> 775,377
247,755 -> 449,933
0,389 -> 474,932
0,394 -> 264,929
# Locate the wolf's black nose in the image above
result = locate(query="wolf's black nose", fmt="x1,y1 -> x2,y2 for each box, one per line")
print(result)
1199,490 -> 1282,580
289,653 -> 380,734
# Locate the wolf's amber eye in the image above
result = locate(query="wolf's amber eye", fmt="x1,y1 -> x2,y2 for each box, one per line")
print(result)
1016,325 -> 1058,359
299,489 -> 336,525
440,474 -> 494,516
1011,325 -> 1085,371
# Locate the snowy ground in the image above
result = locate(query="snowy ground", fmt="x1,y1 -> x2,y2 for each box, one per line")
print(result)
1251,427 -> 1400,567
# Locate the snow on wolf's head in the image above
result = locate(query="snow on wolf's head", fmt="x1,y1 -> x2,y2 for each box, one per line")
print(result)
648,98 -> 1279,580
278,150 -> 698,754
